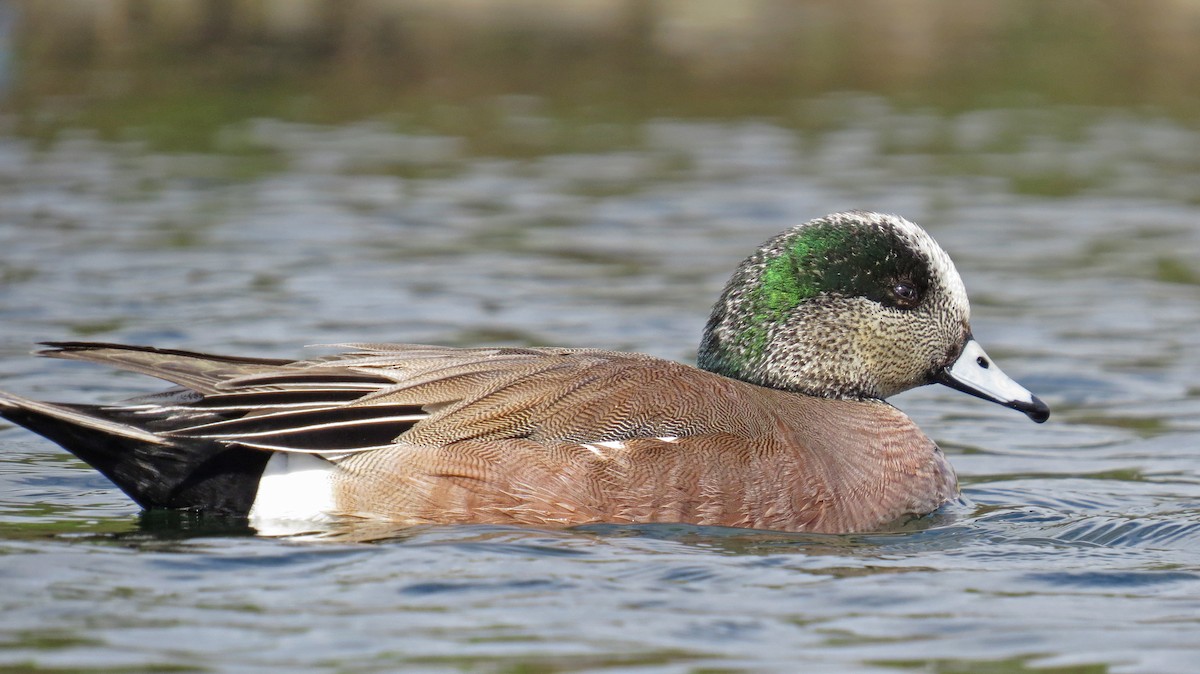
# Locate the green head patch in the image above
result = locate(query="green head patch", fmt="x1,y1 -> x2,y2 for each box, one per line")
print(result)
698,212 -> 946,391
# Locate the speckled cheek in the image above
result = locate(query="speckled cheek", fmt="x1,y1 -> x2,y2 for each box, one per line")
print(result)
860,308 -> 948,394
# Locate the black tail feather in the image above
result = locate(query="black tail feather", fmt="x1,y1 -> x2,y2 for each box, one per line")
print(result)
38,341 -> 294,366
1,399 -> 268,515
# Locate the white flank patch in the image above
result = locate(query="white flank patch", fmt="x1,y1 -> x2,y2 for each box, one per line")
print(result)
249,452 -> 337,535
593,440 -> 626,450
655,436 -> 680,443
580,443 -> 605,458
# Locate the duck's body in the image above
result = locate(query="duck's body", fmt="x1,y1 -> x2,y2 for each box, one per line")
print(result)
0,212 -> 1047,534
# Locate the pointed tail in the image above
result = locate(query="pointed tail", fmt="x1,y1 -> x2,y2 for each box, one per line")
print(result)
0,390 -> 268,515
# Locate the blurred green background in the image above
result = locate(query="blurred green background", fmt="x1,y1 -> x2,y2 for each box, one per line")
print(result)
9,0 -> 1200,168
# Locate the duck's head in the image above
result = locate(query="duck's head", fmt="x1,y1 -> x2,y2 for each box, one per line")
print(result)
698,211 -> 1049,423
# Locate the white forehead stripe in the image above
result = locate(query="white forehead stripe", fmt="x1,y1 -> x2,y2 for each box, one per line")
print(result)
827,211 -> 970,320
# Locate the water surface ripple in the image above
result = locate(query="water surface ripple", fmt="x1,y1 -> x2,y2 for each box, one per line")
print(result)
2,109 -> 1199,672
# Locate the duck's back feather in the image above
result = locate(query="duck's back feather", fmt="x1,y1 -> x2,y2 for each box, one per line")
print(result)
1,342 -> 957,532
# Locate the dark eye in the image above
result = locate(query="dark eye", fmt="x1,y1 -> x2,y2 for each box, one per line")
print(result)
891,282 -> 919,307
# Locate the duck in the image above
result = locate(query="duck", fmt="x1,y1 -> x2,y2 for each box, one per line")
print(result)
0,211 -> 1048,534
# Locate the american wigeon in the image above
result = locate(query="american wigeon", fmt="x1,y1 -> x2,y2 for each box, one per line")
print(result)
0,211 -> 1048,533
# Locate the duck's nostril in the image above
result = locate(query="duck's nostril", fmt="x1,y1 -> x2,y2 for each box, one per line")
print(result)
976,357 -> 989,369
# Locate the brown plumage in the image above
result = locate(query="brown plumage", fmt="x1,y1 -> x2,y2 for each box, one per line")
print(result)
0,212 -> 1048,534
324,346 -> 956,531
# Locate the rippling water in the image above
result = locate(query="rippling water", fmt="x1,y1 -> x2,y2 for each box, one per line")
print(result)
2,103 -> 1200,672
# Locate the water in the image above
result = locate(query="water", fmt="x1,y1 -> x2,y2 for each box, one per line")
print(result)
3,3 -> 1200,670
1,107 -> 1198,673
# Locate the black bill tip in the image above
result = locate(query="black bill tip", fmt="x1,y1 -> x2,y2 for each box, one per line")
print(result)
1010,394 -> 1050,424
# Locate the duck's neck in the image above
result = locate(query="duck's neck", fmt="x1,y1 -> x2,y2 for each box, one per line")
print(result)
697,320 -> 872,401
